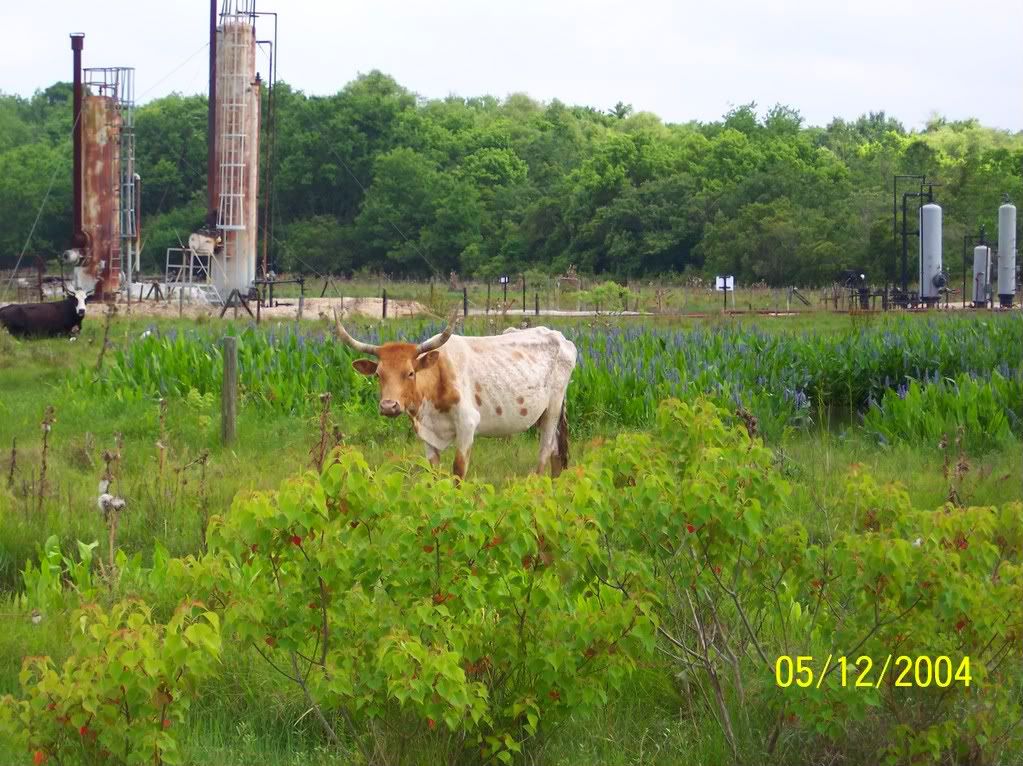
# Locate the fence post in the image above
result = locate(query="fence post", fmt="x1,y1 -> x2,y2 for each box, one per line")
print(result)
298,294 -> 304,321
382,289 -> 388,319
178,286 -> 184,318
463,287 -> 468,319
221,336 -> 237,446
535,292 -> 539,316
521,275 -> 526,313
486,282 -> 491,314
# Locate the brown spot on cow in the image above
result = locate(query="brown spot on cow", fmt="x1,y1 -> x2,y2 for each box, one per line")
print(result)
516,396 -> 524,404
495,406 -> 503,416
474,382 -> 482,393
520,407 -> 528,417
474,393 -> 482,406
512,350 -> 524,360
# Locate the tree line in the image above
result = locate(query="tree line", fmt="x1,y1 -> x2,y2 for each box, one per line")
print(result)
1,73 -> 1021,286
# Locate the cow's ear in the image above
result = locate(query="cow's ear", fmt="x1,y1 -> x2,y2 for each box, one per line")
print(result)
415,350 -> 440,371
352,359 -> 378,376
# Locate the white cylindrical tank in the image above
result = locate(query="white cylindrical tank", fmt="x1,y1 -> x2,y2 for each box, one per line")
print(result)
919,202 -> 944,303
998,202 -> 1016,306
972,245 -> 990,307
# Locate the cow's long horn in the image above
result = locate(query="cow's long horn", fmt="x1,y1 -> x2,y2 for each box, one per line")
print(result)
332,309 -> 380,356
416,311 -> 458,355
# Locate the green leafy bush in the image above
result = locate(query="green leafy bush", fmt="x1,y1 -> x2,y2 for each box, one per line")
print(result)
203,449 -> 656,762
0,600 -> 221,766
790,472 -> 1023,764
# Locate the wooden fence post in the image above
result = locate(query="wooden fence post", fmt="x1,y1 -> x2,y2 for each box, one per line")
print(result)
221,336 -> 237,446
382,289 -> 388,319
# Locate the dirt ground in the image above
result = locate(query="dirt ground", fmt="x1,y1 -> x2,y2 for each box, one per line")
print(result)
111,295 -> 431,321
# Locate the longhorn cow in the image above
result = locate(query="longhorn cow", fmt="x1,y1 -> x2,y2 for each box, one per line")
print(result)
334,312 -> 577,479
0,288 -> 89,338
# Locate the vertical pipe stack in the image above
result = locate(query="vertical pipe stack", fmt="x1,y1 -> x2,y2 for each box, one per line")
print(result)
70,34 -> 85,250
207,0 -> 218,227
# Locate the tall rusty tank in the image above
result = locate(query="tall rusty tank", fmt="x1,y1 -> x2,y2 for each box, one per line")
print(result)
63,34 -> 135,302
80,92 -> 122,299
210,5 -> 261,297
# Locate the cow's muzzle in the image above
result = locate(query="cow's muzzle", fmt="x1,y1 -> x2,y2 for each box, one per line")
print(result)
77,309 -> 86,318
379,399 -> 402,417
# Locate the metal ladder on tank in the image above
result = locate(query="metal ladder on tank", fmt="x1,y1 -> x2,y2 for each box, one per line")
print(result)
216,23 -> 249,294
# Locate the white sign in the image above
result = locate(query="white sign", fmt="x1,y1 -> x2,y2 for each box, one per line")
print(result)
715,276 -> 735,291
498,276 -> 510,284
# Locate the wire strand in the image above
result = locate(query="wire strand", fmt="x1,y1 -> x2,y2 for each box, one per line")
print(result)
322,142 -> 444,278
3,111 -> 80,296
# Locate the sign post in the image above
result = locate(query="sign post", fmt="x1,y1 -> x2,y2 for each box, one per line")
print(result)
715,275 -> 735,312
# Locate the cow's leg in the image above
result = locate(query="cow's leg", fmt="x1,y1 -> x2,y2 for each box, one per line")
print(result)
538,393 -> 566,478
424,443 -> 441,469
534,409 -> 557,476
452,409 -> 479,481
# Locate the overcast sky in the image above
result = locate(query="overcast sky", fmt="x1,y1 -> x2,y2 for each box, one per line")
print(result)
3,0 -> 1021,131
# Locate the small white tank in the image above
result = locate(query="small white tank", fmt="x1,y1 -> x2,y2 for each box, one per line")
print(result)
998,203 -> 1016,306
919,203 -> 944,304
972,245 -> 990,307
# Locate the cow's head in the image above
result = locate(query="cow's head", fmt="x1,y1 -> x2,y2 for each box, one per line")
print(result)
335,311 -> 456,418
63,287 -> 89,318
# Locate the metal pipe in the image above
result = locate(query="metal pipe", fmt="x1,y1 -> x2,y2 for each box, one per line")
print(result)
134,173 -> 142,275
70,34 -> 85,249
254,12 -> 279,275
257,40 -> 272,278
206,0 -> 218,226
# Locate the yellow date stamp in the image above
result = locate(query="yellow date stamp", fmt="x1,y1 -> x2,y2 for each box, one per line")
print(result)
775,655 -> 971,689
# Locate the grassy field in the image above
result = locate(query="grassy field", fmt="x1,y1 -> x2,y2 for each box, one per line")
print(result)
0,310 -> 1020,765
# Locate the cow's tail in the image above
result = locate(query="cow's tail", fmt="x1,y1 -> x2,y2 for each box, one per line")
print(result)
556,399 -> 569,470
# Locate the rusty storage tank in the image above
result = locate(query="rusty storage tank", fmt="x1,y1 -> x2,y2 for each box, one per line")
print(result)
212,1 -> 261,297
81,89 -> 121,299
63,34 -> 137,301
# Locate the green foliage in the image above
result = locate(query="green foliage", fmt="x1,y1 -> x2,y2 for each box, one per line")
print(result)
582,400 -> 1022,764
577,280 -> 633,312
20,536 -> 99,615
788,473 -> 1023,765
864,372 -> 1023,451
0,600 -> 221,765
203,447 -> 655,762
4,78 -> 1021,279
73,315 -> 1023,447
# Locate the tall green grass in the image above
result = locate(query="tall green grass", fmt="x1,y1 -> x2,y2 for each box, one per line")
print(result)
74,314 -> 1023,441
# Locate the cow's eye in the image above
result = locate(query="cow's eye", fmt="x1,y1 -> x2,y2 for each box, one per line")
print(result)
407,371 -> 415,378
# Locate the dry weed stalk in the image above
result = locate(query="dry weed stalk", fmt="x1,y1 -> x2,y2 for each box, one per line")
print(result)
6,437 -> 15,489
940,427 -> 970,507
98,434 -> 125,573
37,406 -> 56,512
94,304 -> 117,373
309,392 -> 344,472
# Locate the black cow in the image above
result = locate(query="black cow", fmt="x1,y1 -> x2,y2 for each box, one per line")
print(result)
0,289 -> 89,338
